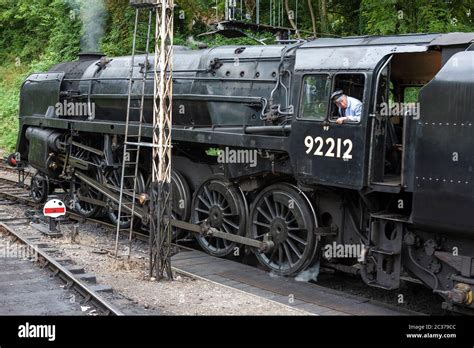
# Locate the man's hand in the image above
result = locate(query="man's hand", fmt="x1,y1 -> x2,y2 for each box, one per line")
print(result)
336,117 -> 347,125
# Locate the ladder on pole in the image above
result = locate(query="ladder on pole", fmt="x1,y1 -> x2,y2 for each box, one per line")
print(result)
114,4 -> 155,258
116,0 -> 174,280
150,0 -> 174,280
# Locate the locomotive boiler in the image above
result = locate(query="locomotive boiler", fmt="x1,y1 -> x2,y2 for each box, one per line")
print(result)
14,32 -> 474,313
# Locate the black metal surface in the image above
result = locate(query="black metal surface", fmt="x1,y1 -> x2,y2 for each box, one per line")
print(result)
18,117 -> 291,152
249,183 -> 317,276
19,72 -> 64,121
413,51 -> 474,234
30,172 -> 49,204
170,170 -> 191,240
191,176 -> 247,257
149,180 -> 173,280
289,71 -> 371,189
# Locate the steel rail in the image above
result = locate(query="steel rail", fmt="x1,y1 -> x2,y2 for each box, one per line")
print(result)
0,222 -> 124,316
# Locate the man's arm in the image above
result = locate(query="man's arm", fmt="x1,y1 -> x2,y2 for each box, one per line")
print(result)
344,100 -> 362,123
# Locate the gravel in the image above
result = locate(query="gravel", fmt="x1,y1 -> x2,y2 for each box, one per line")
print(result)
50,222 -> 307,315
0,190 -> 308,315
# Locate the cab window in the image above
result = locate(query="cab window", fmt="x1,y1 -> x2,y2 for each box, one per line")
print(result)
299,74 -> 331,121
329,73 -> 366,123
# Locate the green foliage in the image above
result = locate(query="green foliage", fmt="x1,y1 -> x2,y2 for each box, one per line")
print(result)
100,0 -> 135,57
0,65 -> 25,150
205,148 -> 220,157
360,0 -> 473,35
360,0 -> 398,35
0,0 -> 82,151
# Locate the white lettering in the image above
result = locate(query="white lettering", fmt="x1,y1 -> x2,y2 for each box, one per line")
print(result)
18,322 -> 56,342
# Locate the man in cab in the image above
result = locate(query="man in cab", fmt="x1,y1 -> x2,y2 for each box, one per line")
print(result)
331,90 -> 363,124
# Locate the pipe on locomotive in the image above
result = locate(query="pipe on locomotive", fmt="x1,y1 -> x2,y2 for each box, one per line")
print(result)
264,41 -> 305,121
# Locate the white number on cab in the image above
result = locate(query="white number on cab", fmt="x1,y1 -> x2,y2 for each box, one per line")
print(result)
304,136 -> 353,160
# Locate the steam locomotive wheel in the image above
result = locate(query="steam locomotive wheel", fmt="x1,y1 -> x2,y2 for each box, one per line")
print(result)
30,172 -> 49,204
103,167 -> 146,229
250,183 -> 316,276
70,153 -> 103,218
191,176 -> 247,257
171,170 -> 191,240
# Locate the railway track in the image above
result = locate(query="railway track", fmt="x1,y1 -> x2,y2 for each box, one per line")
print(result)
0,178 -> 33,205
0,167 -> 443,315
0,222 -> 123,316
0,165 -> 126,315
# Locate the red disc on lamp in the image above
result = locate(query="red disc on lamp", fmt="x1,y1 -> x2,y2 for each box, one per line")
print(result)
43,199 -> 67,218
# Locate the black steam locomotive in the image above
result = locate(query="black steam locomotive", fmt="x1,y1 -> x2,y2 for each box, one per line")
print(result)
14,32 -> 474,313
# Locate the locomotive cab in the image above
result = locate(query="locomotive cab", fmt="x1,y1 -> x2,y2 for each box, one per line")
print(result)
289,37 -> 433,191
369,49 -> 443,190
289,34 -> 471,194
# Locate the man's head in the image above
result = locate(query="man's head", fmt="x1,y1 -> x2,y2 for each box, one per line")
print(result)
331,90 -> 348,109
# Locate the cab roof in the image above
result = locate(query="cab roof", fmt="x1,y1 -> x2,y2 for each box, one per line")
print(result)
295,32 -> 474,71
300,32 -> 474,49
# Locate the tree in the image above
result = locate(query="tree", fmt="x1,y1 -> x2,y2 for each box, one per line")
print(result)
285,0 -> 301,38
307,0 -> 318,37
319,0 -> 327,33
244,0 -> 257,19
360,0 -> 473,35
